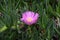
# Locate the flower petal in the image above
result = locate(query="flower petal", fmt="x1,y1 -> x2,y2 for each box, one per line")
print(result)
34,13 -> 39,19
22,13 -> 27,18
25,11 -> 35,17
21,18 -> 24,21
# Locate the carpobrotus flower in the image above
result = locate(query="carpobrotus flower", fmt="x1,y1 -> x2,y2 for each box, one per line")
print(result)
21,11 -> 39,25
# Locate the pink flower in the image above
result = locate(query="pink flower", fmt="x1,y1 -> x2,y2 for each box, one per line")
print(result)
21,11 -> 39,25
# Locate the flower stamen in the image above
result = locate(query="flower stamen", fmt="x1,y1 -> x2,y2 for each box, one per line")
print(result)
27,17 -> 32,22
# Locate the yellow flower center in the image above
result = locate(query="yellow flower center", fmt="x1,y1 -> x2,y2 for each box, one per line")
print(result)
27,17 -> 32,22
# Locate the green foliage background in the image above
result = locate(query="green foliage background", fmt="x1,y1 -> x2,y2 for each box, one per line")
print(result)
0,0 -> 60,40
